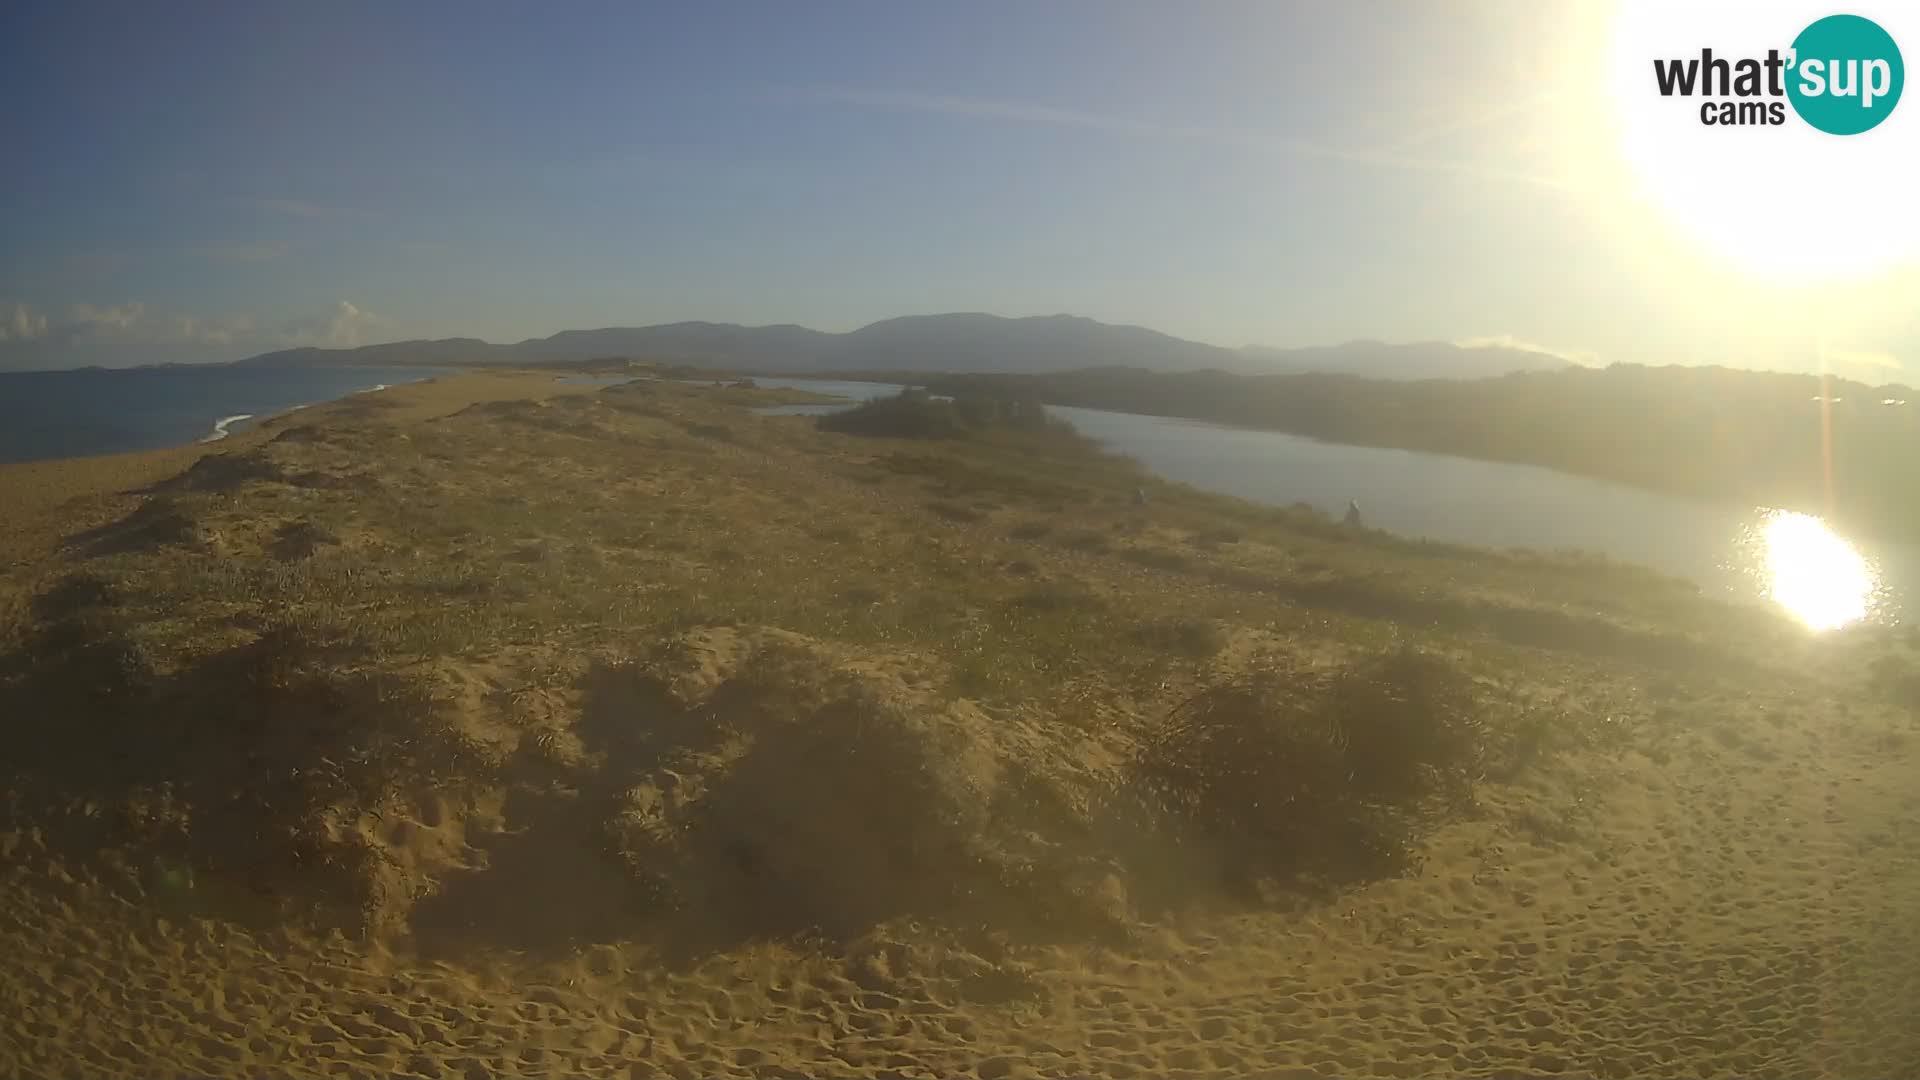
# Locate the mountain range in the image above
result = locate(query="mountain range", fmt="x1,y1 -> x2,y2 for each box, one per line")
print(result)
235,313 -> 1577,380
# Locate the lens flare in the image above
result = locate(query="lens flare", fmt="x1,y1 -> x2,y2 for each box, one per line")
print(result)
1759,509 -> 1875,630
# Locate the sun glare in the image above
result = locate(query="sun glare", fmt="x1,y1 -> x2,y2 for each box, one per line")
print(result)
1759,508 -> 1875,630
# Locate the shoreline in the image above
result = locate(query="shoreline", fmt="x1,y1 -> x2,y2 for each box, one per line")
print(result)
197,412 -> 257,444
0,370 -> 607,575
0,361 -> 487,466
0,369 -> 449,469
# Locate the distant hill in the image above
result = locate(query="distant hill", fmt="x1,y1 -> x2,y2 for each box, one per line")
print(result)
1238,339 -> 1573,380
240,338 -> 500,367
504,322 -> 837,367
234,314 -> 1576,379
828,313 -> 1229,373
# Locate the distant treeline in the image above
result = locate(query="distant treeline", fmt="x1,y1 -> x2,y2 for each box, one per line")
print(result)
818,388 -> 1078,442
908,365 -> 1920,543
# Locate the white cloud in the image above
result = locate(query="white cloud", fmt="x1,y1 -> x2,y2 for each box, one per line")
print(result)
2,302 -> 49,341
1455,333 -> 1598,367
52,298 -> 382,348
172,313 -> 255,346
276,300 -> 383,348
68,301 -> 146,332
56,301 -> 246,347
0,299 -> 384,357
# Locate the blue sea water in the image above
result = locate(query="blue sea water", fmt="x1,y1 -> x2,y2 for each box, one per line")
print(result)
0,365 -> 439,463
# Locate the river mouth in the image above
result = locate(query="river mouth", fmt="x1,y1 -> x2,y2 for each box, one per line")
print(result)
749,377 -> 1913,628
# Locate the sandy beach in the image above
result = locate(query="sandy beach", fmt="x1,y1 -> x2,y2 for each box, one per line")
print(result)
3,372 -> 1917,1078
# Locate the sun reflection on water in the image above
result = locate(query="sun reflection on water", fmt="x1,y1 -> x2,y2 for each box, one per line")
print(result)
1754,509 -> 1876,631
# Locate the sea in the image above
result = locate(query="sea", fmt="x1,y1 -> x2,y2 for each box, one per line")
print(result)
0,365 -> 439,464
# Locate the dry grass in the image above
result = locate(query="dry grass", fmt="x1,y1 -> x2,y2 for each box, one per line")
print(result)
0,374 -> 1797,952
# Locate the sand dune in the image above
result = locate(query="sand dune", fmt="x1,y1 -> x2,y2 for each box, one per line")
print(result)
3,373 -> 1917,1078
6,697 -> 1915,1078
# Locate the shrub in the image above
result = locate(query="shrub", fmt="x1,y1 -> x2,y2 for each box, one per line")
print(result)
164,450 -> 286,492
880,452 -> 1085,504
1059,530 -> 1111,554
1120,547 -> 1192,573
3,617 -> 494,934
818,389 -> 1080,441
1870,653 -> 1920,710
30,574 -> 119,620
951,393 -> 1058,433
678,692 -> 986,937
836,585 -> 886,607
1132,617 -> 1226,658
271,520 -> 340,561
818,390 -> 968,439
1131,647 -> 1483,894
1011,582 -> 1104,612
682,422 -> 736,442
68,498 -> 206,556
588,636 -> 1108,943
1189,527 -> 1243,547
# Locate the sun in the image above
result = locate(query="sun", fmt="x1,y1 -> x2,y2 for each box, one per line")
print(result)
1607,0 -> 1920,282
1759,509 -> 1876,630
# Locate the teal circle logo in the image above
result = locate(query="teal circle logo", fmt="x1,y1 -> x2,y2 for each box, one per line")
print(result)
1787,14 -> 1904,134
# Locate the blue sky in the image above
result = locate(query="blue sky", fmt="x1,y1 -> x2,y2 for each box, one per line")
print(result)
4,0 -> 1917,379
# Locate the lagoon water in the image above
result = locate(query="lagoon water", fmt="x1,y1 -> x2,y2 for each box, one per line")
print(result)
753,377 -> 1916,625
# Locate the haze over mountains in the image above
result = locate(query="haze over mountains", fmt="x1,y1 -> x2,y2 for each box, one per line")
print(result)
236,313 -> 1576,380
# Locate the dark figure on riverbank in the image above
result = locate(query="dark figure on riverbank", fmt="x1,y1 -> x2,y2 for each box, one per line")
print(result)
1344,499 -> 1363,528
